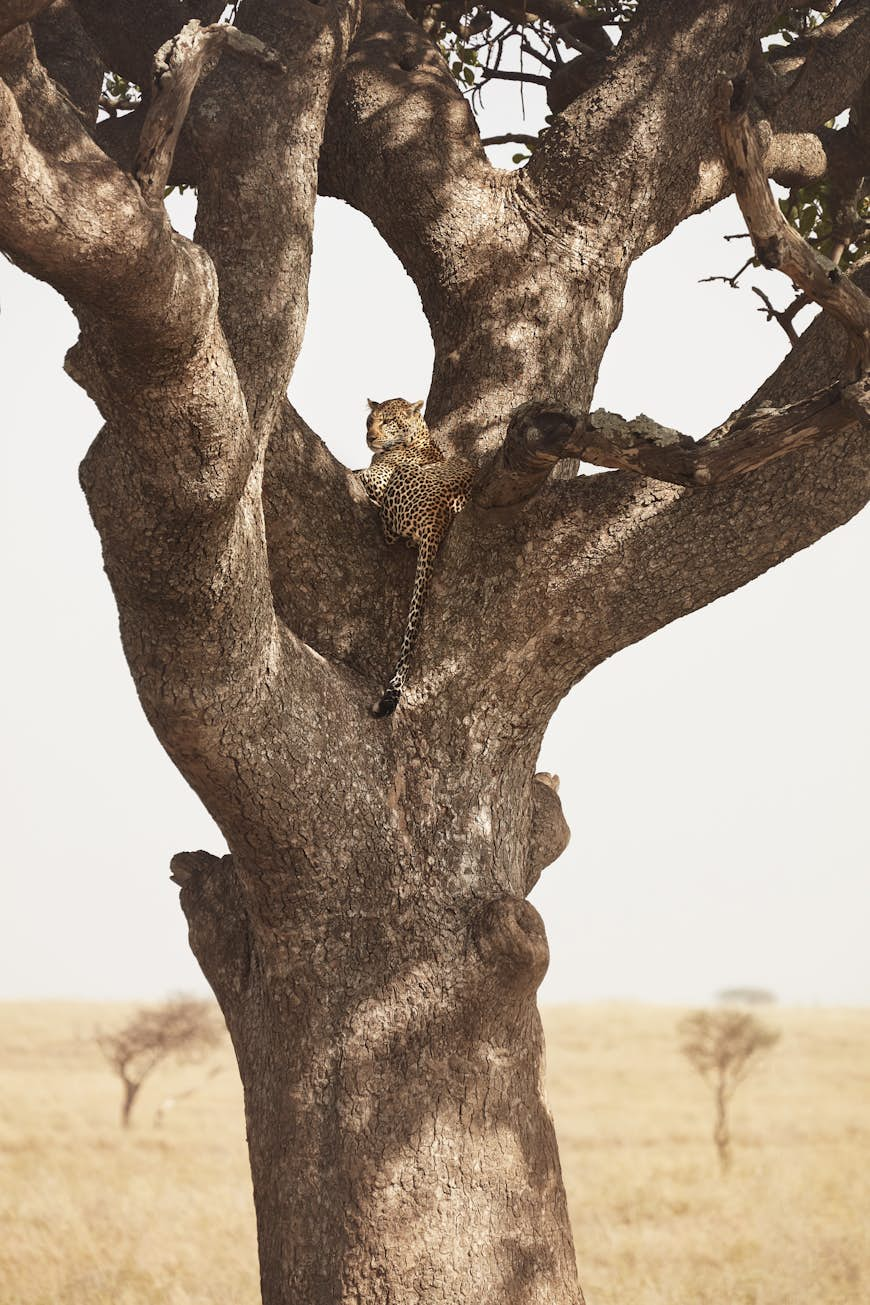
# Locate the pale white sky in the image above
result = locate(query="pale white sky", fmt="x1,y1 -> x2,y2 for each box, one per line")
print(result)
1,75 -> 867,1006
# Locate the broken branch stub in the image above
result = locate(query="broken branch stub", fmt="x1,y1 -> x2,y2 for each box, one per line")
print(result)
475,401 -> 580,514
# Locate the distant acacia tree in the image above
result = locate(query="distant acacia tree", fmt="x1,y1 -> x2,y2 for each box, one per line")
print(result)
679,1009 -> 780,1172
96,996 -> 223,1128
716,986 -> 777,1006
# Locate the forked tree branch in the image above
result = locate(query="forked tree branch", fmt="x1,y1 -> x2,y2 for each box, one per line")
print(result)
477,380 -> 870,507
521,0 -> 783,252
0,32 -> 215,355
135,20 -> 286,206
751,286 -> 811,346
719,84 -> 870,372
767,0 -> 870,134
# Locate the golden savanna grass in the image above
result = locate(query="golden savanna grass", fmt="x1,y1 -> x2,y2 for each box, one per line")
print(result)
1,1003 -> 867,1305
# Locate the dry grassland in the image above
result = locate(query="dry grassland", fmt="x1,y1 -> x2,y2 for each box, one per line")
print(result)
1,1002 -> 867,1305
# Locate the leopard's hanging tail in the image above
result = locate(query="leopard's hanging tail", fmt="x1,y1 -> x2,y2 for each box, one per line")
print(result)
372,534 -> 441,717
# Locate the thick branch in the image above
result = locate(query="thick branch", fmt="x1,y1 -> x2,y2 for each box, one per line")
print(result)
473,266 -> 870,722
521,1 -> 782,253
191,0 -> 361,427
491,0 -> 613,39
96,101 -> 200,184
720,92 -> 870,370
319,0 -> 496,312
31,0 -> 102,123
521,0 -> 866,254
0,28 -> 322,808
767,0 -> 870,135
476,375 -> 869,515
569,382 -> 870,486
71,0 -> 226,88
680,4 -> 870,224
686,119 -> 866,226
0,0 -> 52,37
0,33 -> 214,356
135,20 -> 286,206
474,402 -> 580,513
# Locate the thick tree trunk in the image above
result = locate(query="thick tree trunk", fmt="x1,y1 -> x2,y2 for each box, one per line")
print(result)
4,3 -> 869,1301
176,744 -> 582,1305
120,1076 -> 141,1129
713,1081 -> 732,1175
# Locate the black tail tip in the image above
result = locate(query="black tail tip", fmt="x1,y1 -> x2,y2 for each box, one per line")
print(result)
371,688 -> 400,718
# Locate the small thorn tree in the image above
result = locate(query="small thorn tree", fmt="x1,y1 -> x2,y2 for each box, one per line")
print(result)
96,996 -> 223,1128
679,1008 -> 780,1173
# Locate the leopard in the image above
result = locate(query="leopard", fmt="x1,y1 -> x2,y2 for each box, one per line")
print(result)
357,398 -> 474,717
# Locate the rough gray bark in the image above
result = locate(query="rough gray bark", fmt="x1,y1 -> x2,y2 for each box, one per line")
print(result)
2,1 -> 868,1302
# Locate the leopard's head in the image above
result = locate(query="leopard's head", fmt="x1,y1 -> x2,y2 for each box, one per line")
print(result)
365,398 -> 426,451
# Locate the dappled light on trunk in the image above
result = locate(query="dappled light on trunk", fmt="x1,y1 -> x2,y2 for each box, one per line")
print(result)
2,0 -> 868,1299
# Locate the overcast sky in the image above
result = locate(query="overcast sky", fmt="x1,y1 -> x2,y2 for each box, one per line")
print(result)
1,76 -> 867,1007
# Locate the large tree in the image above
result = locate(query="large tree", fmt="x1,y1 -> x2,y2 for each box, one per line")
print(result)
2,1 -> 868,1302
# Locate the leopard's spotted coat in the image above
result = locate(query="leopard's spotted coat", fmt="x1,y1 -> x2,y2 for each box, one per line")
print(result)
358,398 -> 474,716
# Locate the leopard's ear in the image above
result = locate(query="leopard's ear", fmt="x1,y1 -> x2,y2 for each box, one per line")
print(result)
411,400 -> 425,415
367,398 -> 379,411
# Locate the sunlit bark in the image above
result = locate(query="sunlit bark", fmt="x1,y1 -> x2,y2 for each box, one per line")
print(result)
2,1 -> 868,1300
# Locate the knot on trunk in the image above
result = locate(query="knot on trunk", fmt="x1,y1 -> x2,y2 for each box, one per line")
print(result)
173,849 -> 253,1005
526,772 -> 571,892
470,895 -> 549,992
169,848 -> 222,885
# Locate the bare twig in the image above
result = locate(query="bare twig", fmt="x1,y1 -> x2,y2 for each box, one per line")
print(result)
520,37 -> 556,70
481,133 -> 538,147
135,20 -> 286,206
476,67 -> 550,87
751,286 -> 811,346
699,255 -> 754,289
